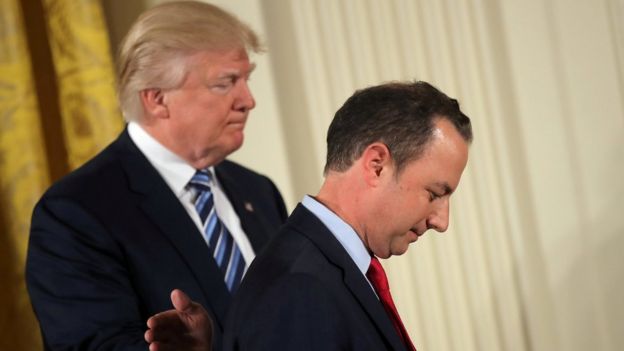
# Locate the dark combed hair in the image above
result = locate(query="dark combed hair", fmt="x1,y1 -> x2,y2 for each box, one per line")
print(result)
324,81 -> 473,174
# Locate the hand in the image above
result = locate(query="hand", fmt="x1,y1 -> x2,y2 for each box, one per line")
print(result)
145,289 -> 213,351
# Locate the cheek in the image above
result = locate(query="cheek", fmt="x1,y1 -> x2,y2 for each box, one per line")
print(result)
388,234 -> 411,256
178,116 -> 222,147
193,105 -> 228,129
409,195 -> 431,217
191,92 -> 230,117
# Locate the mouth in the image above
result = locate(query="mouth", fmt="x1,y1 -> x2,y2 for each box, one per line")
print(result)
227,120 -> 247,130
228,113 -> 248,125
408,229 -> 422,242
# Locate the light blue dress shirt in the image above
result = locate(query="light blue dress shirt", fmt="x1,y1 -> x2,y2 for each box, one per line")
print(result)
302,195 -> 373,280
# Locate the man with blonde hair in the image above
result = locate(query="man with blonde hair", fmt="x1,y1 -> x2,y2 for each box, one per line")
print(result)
26,2 -> 287,350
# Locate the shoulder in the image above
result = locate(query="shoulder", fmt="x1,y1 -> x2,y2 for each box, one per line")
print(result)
224,231 -> 349,349
240,224 -> 342,297
35,133 -> 146,221
227,238 -> 342,324
45,144 -> 118,196
215,159 -> 271,184
215,159 -> 287,219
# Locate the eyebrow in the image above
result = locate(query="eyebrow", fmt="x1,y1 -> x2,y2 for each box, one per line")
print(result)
248,62 -> 257,74
216,63 -> 257,80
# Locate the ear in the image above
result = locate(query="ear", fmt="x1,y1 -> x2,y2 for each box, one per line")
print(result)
140,88 -> 169,120
360,142 -> 394,186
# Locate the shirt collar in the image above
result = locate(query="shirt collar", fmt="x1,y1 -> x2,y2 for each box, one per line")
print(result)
301,195 -> 371,275
127,122 -> 215,196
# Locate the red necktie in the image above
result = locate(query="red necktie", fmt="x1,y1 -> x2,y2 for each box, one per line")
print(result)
366,256 -> 417,351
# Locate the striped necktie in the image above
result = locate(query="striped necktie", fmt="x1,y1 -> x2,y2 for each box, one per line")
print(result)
187,169 -> 246,292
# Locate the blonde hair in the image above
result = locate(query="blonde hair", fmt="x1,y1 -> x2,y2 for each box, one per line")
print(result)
117,1 -> 263,121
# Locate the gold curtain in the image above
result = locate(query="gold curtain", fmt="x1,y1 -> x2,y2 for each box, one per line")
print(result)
0,0 -> 122,349
44,0 -> 122,168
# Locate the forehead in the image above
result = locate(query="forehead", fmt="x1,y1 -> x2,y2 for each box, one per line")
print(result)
399,119 -> 469,188
188,48 -> 253,72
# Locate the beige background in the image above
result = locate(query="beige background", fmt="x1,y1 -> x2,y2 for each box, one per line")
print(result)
103,1 -> 624,350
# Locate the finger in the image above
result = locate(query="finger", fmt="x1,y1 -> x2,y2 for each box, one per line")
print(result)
171,289 -> 209,324
147,312 -> 188,343
148,320 -> 191,342
148,310 -> 186,329
145,328 -> 153,343
147,327 -> 187,343
170,289 -> 193,313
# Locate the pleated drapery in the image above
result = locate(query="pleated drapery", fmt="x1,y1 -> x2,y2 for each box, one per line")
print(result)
0,1 -> 122,349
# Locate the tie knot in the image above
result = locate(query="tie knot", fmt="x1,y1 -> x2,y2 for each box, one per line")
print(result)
188,169 -> 213,192
367,256 -> 390,292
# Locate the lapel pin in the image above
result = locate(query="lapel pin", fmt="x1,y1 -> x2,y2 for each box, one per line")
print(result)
244,202 -> 254,212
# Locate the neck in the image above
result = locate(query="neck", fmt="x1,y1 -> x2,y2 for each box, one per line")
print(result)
315,172 -> 368,249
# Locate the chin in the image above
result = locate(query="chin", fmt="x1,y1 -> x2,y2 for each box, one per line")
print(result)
221,138 -> 244,157
390,243 -> 411,257
228,134 -> 244,152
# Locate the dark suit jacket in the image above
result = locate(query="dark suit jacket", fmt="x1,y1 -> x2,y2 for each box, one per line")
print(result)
223,204 -> 409,351
26,129 -> 287,351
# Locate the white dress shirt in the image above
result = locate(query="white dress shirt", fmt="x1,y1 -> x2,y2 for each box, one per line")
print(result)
127,122 -> 256,265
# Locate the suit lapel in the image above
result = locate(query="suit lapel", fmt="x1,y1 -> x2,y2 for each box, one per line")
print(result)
342,266 -> 407,351
114,130 -> 231,327
214,164 -> 270,253
289,205 -> 407,351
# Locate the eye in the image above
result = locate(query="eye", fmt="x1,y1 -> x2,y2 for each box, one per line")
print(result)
210,83 -> 231,93
209,77 -> 237,93
428,190 -> 442,202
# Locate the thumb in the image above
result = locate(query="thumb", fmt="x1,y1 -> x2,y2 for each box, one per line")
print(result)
170,289 -> 194,313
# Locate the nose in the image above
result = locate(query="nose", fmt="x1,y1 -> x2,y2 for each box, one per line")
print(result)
426,199 -> 450,232
234,80 -> 256,112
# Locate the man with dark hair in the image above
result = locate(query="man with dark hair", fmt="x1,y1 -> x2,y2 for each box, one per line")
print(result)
325,81 -> 472,175
25,2 -> 287,350
148,80 -> 472,351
